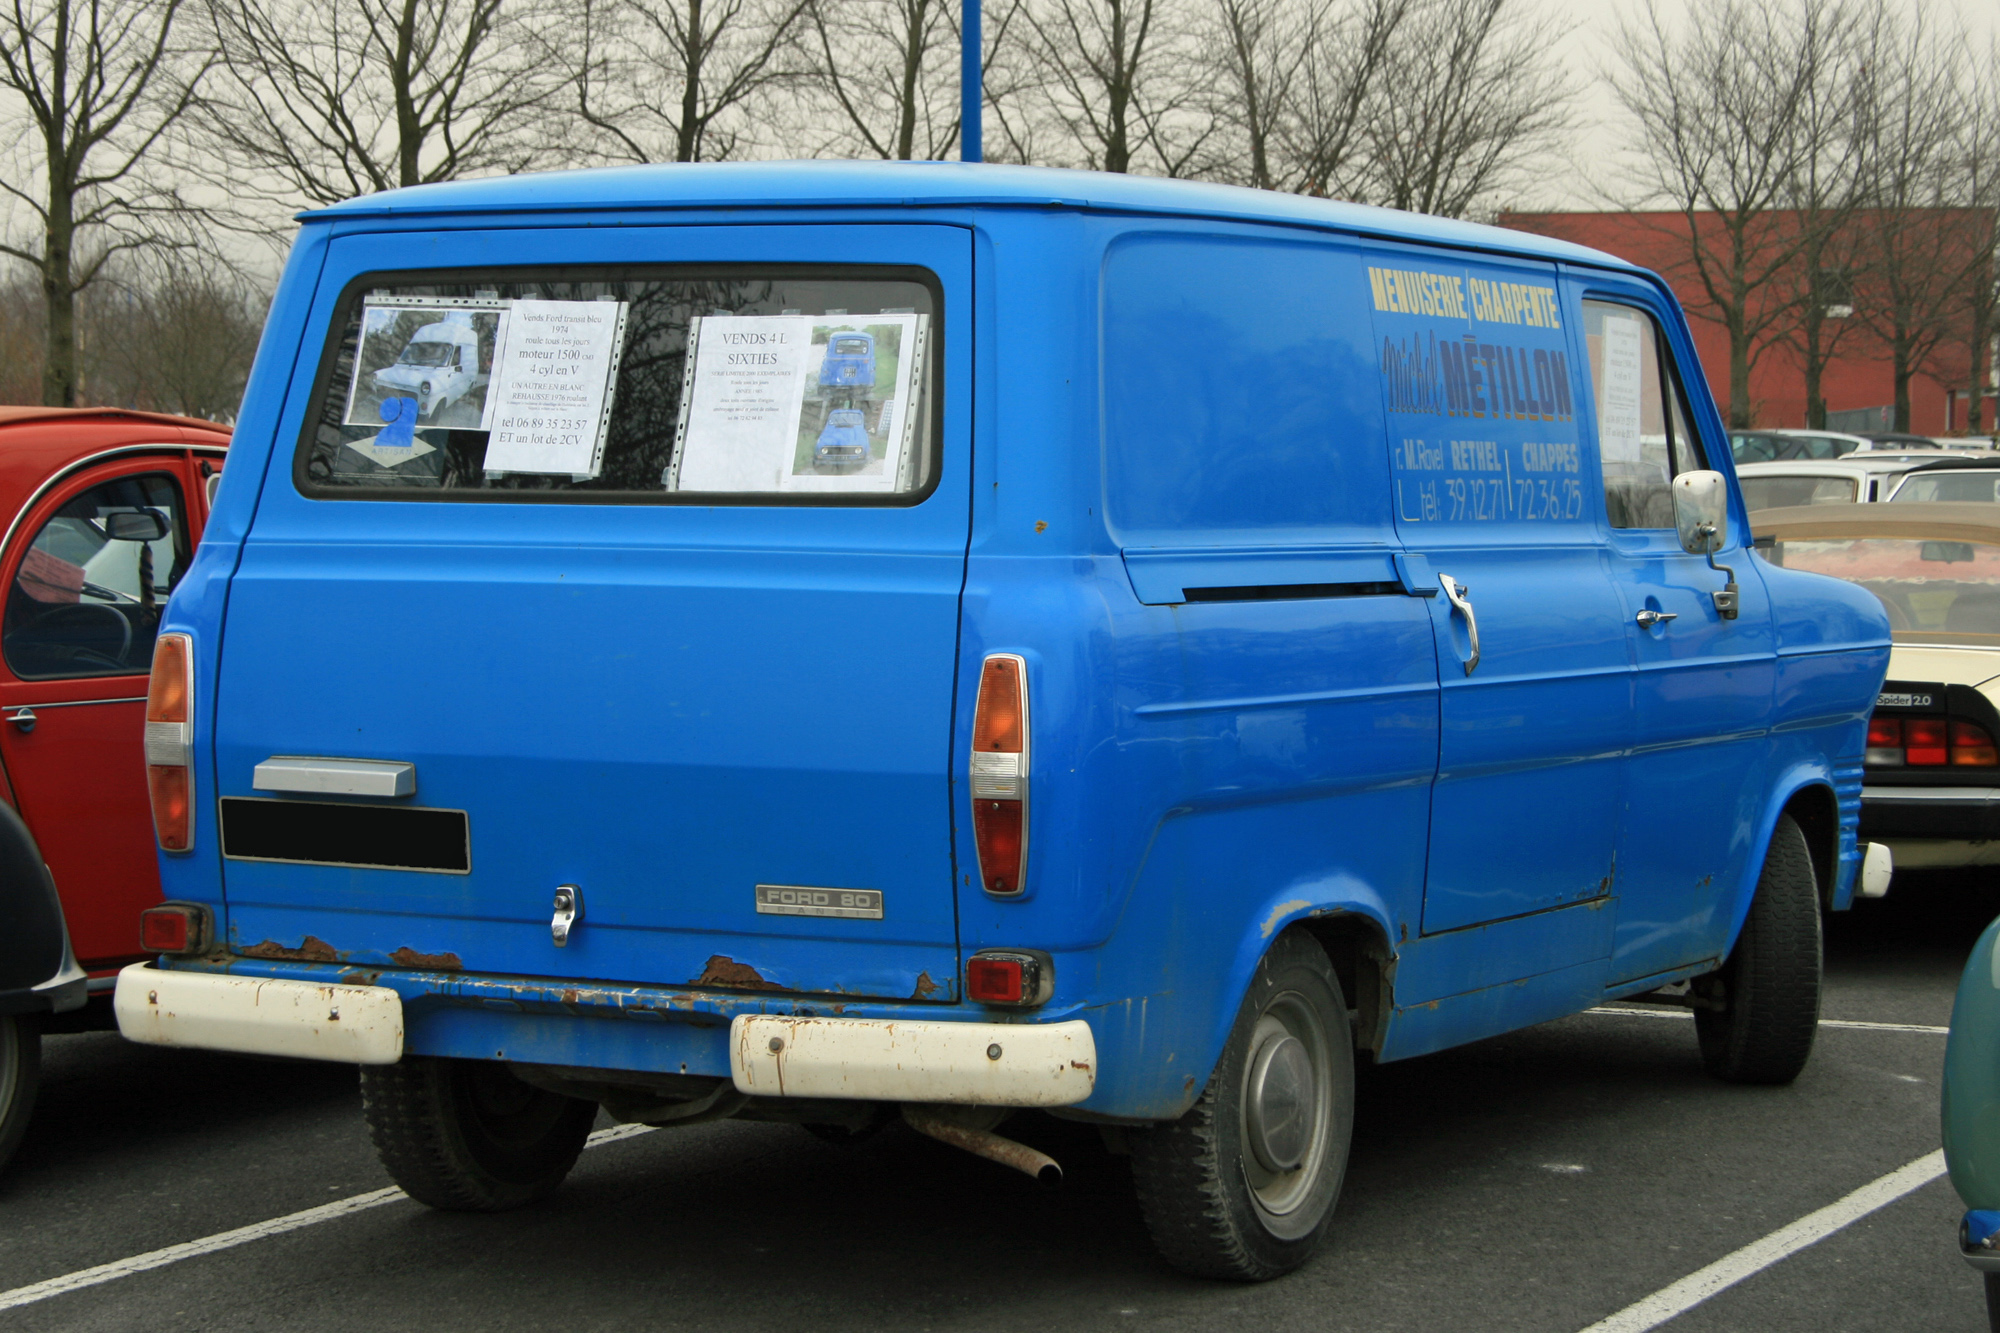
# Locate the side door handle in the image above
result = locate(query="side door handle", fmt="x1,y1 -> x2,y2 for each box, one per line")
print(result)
1635,609 -> 1678,629
1438,573 -> 1480,676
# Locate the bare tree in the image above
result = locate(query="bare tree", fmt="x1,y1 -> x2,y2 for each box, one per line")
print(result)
1776,1 -> 1878,429
84,251 -> 263,419
0,0 -> 211,406
1949,42 -> 1998,436
803,0 -> 959,159
572,0 -> 810,164
1275,0 -> 1405,197
1021,0 -> 1208,174
1359,0 -> 1572,218
1849,12 -> 1977,431
194,0 -> 565,209
1203,0 -> 1316,190
1607,0 -> 1869,427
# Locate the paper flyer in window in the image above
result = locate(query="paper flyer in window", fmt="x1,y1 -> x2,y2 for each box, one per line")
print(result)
672,313 -> 924,494
344,298 -> 505,433
1597,314 -> 1645,465
479,299 -> 630,478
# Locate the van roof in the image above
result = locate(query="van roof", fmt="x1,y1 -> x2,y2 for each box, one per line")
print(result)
303,162 -> 1636,273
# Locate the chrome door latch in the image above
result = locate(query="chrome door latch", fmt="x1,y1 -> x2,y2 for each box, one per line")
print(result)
1634,609 -> 1679,629
551,885 -> 582,947
7,707 -> 34,733
1438,573 -> 1480,676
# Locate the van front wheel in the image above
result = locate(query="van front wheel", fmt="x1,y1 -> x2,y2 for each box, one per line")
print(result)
361,1056 -> 597,1211
1694,813 -> 1822,1085
1128,931 -> 1354,1280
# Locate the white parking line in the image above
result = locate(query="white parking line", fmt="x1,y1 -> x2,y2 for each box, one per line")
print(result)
1574,1150 -> 1947,1333
0,1122 -> 653,1314
1586,1006 -> 1949,1035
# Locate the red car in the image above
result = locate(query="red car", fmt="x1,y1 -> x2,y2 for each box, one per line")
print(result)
0,407 -> 229,1169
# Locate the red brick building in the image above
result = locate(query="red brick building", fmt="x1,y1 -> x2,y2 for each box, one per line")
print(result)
1499,209 -> 1996,436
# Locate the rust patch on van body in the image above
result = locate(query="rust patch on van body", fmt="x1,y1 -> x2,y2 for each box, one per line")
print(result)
910,971 -> 941,1000
389,947 -> 463,971
691,956 -> 782,991
238,936 -> 341,963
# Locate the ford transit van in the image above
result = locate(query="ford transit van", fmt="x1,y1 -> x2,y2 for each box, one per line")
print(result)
117,163 -> 1891,1280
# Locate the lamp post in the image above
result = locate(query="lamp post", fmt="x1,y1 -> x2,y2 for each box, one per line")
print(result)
962,0 -> 981,162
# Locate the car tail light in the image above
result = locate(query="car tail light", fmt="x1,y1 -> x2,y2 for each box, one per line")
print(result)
970,654 -> 1028,896
1865,717 -> 1903,766
1954,721 -> 1999,766
965,950 -> 1052,1006
146,633 -> 193,852
1905,718 -> 1948,765
140,902 -> 208,954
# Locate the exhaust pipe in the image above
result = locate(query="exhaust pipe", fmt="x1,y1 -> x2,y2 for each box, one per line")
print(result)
902,1106 -> 1062,1187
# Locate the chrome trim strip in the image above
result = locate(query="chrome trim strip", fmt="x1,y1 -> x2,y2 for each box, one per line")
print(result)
253,756 -> 416,798
2,696 -> 145,712
1860,785 -> 2000,803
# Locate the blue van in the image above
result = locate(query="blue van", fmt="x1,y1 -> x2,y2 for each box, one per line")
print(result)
818,329 -> 877,393
116,163 -> 1890,1281
813,408 -> 873,472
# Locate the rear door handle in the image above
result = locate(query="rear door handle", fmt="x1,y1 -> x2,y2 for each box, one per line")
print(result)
1438,573 -> 1479,676
1635,609 -> 1678,629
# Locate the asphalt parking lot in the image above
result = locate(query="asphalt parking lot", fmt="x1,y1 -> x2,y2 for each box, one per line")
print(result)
0,871 -> 1992,1333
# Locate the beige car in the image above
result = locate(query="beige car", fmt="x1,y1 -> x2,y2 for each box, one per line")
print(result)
1755,502 -> 2000,872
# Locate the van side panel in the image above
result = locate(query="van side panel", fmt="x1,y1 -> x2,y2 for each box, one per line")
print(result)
954,223 -> 1439,1119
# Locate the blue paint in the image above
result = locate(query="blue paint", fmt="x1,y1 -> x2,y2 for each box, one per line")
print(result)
154,164 -> 1887,1122
376,396 -> 418,446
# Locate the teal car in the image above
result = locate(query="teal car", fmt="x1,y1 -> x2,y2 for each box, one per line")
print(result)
1943,916 -> 2000,1320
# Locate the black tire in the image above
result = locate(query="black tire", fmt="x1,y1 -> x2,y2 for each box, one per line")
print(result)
1128,931 -> 1355,1281
1986,1272 -> 2000,1333
360,1056 -> 597,1211
1694,813 -> 1822,1084
0,1014 -> 41,1174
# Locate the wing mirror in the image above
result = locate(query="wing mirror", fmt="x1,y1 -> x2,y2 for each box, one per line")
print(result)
1670,471 -> 1738,620
103,509 -> 170,542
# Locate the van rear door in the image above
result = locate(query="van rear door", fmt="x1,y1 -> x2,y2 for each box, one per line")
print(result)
211,224 -> 971,1002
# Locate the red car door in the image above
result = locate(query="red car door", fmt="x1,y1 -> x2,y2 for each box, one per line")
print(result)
0,453 -> 206,971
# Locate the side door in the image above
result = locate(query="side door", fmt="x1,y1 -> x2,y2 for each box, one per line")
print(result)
1366,245 -> 1633,937
1568,280 -> 1777,985
0,456 -> 199,970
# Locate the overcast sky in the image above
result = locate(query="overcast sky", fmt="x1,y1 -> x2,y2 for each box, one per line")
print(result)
1533,0 -> 1998,213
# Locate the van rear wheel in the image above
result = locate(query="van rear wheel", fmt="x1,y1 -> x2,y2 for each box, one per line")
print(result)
1694,813 -> 1822,1085
0,1015 -> 41,1173
361,1056 -> 597,1211
1128,931 -> 1354,1281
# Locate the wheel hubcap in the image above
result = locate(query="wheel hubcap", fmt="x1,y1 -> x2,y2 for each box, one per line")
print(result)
1246,1034 -> 1314,1173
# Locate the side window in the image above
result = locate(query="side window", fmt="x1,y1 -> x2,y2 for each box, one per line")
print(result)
4,472 -> 189,680
1582,301 -> 1704,529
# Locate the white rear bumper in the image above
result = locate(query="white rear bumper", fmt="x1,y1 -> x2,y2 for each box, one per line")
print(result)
114,963 -> 404,1064
730,1014 -> 1096,1106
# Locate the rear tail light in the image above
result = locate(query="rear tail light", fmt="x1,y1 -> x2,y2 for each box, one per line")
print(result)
965,949 -> 1053,1006
140,902 -> 209,955
1905,718 -> 1948,765
970,654 -> 1028,896
1864,712 -> 2000,768
145,633 -> 193,852
1865,717 -> 1903,766
1955,721 -> 1999,766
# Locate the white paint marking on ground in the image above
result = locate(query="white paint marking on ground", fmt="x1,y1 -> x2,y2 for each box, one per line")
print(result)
1586,1006 -> 1948,1034
1574,1150 -> 1947,1333
0,1123 -> 654,1313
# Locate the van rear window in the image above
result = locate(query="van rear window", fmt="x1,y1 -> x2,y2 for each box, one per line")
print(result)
296,269 -> 939,504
